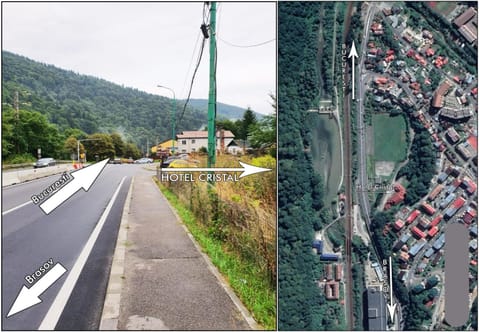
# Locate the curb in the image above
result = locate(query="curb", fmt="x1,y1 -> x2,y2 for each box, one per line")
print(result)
153,178 -> 261,330
99,177 -> 135,330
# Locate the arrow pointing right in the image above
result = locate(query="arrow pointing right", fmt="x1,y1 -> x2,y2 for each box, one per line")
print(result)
7,263 -> 67,317
161,161 -> 272,179
39,159 -> 109,214
387,256 -> 397,323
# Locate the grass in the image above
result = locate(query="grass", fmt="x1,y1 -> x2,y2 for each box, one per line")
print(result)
372,114 -> 408,162
154,177 -> 275,330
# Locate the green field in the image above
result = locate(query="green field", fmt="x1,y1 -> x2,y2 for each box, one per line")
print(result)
372,114 -> 408,162
310,114 -> 342,204
427,2 -> 457,18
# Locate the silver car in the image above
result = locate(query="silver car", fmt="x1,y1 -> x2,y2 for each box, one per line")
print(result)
33,158 -> 56,168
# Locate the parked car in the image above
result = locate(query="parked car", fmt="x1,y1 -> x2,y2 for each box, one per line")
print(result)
161,156 -> 179,168
134,158 -> 153,164
109,158 -> 122,164
33,158 -> 56,168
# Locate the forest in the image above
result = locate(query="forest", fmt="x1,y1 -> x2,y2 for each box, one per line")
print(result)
2,51 -> 268,162
278,2 -> 333,330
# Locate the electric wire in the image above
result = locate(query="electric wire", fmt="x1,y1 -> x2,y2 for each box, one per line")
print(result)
218,36 -> 275,48
178,2 -> 209,125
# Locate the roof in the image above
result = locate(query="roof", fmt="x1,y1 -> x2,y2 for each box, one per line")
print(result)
454,7 -> 477,27
176,130 -> 235,139
367,287 -> 387,331
432,81 -> 452,108
406,209 -> 421,224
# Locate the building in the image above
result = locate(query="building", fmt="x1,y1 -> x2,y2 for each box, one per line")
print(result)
325,281 -> 340,300
421,202 -> 436,216
433,233 -> 446,250
428,226 -> 439,238
409,239 -> 427,256
320,253 -> 339,261
446,127 -> 461,144
444,197 -> 466,219
430,215 -> 443,228
406,209 -> 421,224
428,184 -> 444,201
312,240 -> 323,253
152,139 -> 177,155
176,130 -> 235,153
335,264 -> 343,281
440,193 -> 456,209
432,81 -> 452,108
325,264 -> 334,280
411,226 -> 426,239
393,219 -> 405,231
462,177 -> 477,195
366,287 -> 387,331
454,7 -> 477,27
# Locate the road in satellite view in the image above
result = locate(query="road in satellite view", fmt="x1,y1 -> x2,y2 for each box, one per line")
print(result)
278,1 -> 477,331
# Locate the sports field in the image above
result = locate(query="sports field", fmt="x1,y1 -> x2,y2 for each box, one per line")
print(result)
373,114 -> 408,162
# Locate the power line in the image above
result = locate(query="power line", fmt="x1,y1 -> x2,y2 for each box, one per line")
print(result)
178,3 -> 210,125
218,36 -> 275,48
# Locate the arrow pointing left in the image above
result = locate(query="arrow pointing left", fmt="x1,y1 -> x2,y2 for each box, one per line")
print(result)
39,159 -> 109,214
7,263 -> 67,317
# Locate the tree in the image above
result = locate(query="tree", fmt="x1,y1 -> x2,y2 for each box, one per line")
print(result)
2,108 -> 62,160
238,107 -> 257,140
63,135 -> 84,159
124,142 -> 142,160
248,94 -> 276,156
83,133 -> 115,161
215,119 -> 239,137
110,132 -> 125,157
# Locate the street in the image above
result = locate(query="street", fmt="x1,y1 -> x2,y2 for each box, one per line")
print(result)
2,164 -> 141,329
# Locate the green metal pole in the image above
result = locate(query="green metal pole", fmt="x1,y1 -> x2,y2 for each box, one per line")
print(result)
207,2 -> 217,168
172,97 -> 176,154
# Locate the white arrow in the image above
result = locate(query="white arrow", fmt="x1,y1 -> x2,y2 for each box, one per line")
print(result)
7,263 -> 67,317
161,161 -> 272,179
39,159 -> 109,214
348,41 -> 358,100
387,256 -> 397,323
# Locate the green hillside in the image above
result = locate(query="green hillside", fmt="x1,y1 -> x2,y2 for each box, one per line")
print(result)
1,51 -> 246,146
186,98 -> 263,120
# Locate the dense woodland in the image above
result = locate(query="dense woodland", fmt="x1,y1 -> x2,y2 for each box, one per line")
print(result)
2,51 -> 267,161
278,2 -> 329,330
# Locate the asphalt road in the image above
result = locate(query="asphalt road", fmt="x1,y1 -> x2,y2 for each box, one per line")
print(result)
2,164 -> 145,330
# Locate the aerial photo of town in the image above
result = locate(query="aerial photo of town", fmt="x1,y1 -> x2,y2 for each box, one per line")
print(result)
278,1 -> 477,331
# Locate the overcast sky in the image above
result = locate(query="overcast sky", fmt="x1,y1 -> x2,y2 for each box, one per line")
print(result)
2,2 -> 276,115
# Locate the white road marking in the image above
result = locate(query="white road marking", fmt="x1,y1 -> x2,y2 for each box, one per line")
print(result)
38,176 -> 127,330
2,201 -> 33,216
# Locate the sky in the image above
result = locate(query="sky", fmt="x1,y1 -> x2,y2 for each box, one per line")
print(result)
2,2 -> 276,115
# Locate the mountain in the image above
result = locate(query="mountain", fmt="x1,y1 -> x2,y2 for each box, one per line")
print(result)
1,51 -> 249,146
186,99 -> 263,120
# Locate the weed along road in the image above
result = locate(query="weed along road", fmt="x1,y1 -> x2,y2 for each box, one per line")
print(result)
2,164 -> 138,330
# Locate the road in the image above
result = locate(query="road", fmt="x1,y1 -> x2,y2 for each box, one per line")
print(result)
2,164 -> 143,330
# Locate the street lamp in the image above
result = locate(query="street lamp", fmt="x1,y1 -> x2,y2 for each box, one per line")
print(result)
77,138 -> 101,163
157,85 -> 176,154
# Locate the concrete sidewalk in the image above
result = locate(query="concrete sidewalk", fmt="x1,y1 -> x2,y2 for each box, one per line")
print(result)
100,172 -> 256,330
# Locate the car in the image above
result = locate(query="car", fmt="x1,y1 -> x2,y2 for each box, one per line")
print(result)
134,158 -> 153,164
161,156 -> 179,168
109,158 -> 122,164
33,158 -> 56,168
167,159 -> 198,168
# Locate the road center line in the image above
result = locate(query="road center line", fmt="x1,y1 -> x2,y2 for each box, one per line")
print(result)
2,201 -> 33,216
38,176 -> 127,330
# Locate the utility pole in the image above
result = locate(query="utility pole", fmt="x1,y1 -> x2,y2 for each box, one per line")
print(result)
207,2 -> 217,168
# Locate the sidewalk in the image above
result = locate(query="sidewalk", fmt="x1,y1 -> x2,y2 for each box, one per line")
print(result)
100,172 -> 255,330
